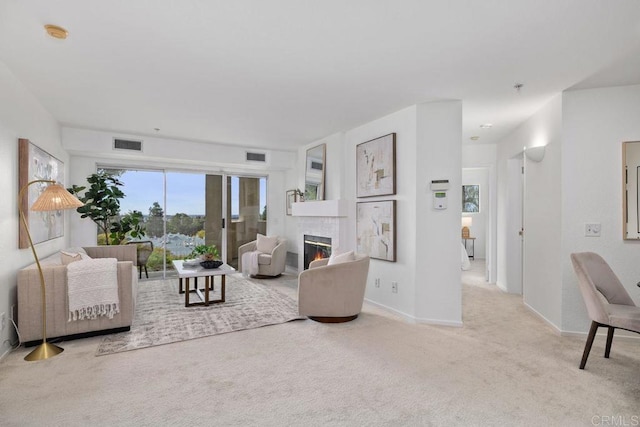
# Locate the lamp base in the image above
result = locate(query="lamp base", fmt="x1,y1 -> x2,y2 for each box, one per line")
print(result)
24,342 -> 64,361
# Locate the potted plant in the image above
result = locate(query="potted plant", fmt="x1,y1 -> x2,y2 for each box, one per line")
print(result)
68,171 -> 146,245
190,244 -> 222,269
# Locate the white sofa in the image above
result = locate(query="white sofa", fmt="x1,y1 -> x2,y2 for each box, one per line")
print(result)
17,245 -> 138,345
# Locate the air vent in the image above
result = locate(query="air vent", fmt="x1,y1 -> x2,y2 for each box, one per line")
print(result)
246,151 -> 266,162
311,161 -> 323,170
113,138 -> 143,152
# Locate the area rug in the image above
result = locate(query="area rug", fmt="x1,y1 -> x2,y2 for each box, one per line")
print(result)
96,275 -> 304,356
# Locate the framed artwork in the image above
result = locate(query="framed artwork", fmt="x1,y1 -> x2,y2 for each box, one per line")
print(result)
285,189 -> 298,215
462,185 -> 480,213
356,133 -> 396,198
18,139 -> 65,248
356,200 -> 396,262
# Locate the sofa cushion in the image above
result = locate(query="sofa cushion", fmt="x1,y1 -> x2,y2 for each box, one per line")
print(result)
256,234 -> 278,253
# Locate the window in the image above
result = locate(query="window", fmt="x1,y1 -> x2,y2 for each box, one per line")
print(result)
462,185 -> 480,213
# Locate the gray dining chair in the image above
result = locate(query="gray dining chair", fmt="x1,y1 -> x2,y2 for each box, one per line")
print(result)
570,252 -> 640,369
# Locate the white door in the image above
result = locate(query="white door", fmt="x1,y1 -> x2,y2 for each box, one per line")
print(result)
505,156 -> 524,294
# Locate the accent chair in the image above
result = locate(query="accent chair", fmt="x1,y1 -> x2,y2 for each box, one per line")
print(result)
570,252 -> 640,369
298,253 -> 370,323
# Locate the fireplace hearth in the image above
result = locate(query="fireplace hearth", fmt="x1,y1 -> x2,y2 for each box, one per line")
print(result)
303,235 -> 332,270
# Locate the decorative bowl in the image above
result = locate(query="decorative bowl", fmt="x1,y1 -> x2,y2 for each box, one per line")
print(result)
200,260 -> 223,269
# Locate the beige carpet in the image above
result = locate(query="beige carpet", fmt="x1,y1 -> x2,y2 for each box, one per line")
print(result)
97,275 -> 303,355
0,263 -> 638,426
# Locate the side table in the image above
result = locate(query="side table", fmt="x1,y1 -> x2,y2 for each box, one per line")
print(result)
462,237 -> 476,260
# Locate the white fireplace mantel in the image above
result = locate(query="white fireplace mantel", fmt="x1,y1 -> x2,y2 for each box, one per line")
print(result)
292,199 -> 349,217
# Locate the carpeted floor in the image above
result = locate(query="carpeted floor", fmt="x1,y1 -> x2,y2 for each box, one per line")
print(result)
97,275 -> 303,355
0,263 -> 638,426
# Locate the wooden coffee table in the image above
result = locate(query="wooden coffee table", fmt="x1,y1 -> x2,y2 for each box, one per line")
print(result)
172,260 -> 235,307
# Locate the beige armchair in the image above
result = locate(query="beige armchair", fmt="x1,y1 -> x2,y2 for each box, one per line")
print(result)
298,253 -> 370,323
570,252 -> 640,369
238,237 -> 287,277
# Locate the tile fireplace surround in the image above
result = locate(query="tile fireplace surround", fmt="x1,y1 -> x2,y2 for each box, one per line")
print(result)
292,200 -> 350,271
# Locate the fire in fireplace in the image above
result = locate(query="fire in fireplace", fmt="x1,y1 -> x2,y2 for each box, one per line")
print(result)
303,235 -> 332,270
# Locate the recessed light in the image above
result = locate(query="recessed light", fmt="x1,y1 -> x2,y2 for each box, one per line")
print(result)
470,136 -> 480,141
480,123 -> 493,129
154,128 -> 160,132
44,24 -> 68,40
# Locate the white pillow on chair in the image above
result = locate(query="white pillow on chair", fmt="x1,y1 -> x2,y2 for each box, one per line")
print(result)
256,234 -> 278,253
328,250 -> 355,265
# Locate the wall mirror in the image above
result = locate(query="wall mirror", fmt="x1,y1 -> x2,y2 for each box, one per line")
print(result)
623,141 -> 640,239
305,144 -> 326,201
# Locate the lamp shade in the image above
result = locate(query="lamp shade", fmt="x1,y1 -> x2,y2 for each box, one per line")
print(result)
30,183 -> 83,211
461,217 -> 473,228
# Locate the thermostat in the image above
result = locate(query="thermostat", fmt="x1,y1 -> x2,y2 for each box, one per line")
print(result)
431,180 -> 449,210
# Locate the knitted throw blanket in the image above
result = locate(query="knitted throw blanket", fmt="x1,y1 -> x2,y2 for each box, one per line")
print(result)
67,258 -> 120,321
242,251 -> 260,277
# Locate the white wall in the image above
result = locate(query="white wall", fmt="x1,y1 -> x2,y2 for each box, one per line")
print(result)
63,127 -> 294,255
495,94 -> 563,328
343,106 -> 419,319
0,62 -> 67,358
561,84 -> 640,333
341,102 -> 463,325
413,101 -> 462,324
462,168 -> 489,259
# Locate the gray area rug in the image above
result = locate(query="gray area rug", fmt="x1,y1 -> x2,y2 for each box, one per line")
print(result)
96,275 -> 304,356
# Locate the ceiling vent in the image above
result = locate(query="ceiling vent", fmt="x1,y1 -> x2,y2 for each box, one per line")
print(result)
113,138 -> 143,152
246,151 -> 266,162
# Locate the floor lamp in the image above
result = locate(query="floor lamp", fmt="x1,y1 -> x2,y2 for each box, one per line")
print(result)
19,180 -> 83,361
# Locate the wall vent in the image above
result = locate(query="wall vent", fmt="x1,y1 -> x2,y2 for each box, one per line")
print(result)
246,151 -> 266,162
113,138 -> 143,152
311,161 -> 323,170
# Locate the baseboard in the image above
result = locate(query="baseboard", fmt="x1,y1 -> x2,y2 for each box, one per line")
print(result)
364,298 -> 463,327
561,328 -> 640,340
23,326 -> 131,347
523,302 -> 562,335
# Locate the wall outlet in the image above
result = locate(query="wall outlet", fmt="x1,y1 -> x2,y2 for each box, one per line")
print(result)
374,278 -> 380,288
391,282 -> 398,293
0,312 -> 5,331
585,223 -> 601,237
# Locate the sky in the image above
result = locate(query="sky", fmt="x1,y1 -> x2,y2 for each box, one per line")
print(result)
112,169 -> 267,216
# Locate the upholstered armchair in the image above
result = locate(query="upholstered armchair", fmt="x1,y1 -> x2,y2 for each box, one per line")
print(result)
298,253 -> 370,323
570,252 -> 640,369
238,235 -> 287,277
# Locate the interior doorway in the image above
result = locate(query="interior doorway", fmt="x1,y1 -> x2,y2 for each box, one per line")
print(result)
505,155 -> 524,294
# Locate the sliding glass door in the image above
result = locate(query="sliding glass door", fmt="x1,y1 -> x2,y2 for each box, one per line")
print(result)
226,175 -> 267,269
98,166 -> 266,278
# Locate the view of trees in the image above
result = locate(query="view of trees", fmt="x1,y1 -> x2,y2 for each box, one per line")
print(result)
146,202 -> 164,237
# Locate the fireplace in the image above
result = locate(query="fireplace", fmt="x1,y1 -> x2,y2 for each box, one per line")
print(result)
303,235 -> 332,270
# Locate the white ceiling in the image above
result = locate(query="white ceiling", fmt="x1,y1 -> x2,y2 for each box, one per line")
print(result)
1,0 -> 640,151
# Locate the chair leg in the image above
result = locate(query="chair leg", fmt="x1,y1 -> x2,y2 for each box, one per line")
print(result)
138,265 -> 142,279
144,265 -> 148,279
580,321 -> 600,369
605,326 -> 615,358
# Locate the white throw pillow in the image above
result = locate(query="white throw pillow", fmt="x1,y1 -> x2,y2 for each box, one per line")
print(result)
256,234 -> 278,253
327,250 -> 355,265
